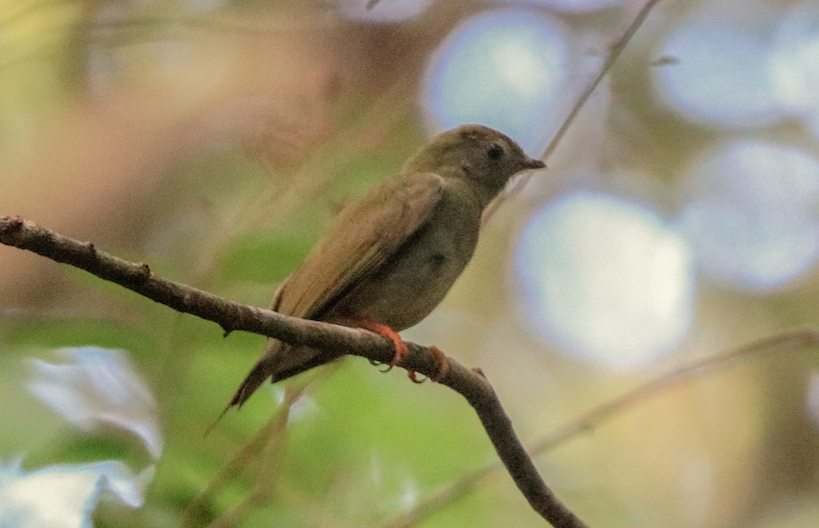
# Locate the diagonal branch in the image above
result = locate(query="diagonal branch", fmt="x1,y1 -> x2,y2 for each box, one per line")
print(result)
381,328 -> 819,527
0,215 -> 589,528
483,0 -> 664,224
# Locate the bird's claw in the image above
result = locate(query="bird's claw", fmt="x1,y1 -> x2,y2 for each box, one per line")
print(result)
405,346 -> 449,384
369,358 -> 395,373
408,370 -> 425,383
427,345 -> 450,382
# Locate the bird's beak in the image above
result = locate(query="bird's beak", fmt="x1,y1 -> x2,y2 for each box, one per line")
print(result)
524,158 -> 546,170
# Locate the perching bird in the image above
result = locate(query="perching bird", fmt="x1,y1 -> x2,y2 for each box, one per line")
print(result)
227,124 -> 545,409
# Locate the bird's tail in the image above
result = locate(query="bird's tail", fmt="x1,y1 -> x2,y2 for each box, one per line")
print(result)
207,340 -> 340,434
232,339 -> 319,406
207,341 -> 305,434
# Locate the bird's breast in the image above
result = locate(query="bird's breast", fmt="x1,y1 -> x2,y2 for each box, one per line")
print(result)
330,191 -> 482,331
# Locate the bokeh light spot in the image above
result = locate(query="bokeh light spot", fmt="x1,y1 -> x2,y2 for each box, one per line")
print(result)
768,1 -> 819,137
680,140 -> 819,292
421,9 -> 569,153
497,0 -> 626,13
515,192 -> 694,369
654,11 -> 784,129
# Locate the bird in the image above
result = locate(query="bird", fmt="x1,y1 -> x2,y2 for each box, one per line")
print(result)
226,124 -> 545,410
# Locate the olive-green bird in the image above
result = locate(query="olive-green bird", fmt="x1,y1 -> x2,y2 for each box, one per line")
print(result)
228,124 -> 544,409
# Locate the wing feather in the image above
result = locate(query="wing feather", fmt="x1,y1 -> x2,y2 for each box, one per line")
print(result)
276,171 -> 445,320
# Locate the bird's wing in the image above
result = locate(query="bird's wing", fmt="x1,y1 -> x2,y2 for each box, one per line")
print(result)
221,172 -> 445,411
275,171 -> 445,319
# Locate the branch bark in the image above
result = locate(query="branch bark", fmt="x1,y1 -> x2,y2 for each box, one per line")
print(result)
0,215 -> 589,528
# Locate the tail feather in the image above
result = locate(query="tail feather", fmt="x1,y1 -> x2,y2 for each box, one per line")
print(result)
205,352 -> 279,436
229,355 -> 278,408
208,341 -> 343,433
229,346 -> 342,407
229,340 -> 297,409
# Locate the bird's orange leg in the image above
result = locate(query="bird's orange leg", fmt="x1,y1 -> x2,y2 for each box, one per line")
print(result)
427,346 -> 450,382
406,346 -> 450,383
338,317 -> 449,383
336,317 -> 409,372
353,319 -> 408,367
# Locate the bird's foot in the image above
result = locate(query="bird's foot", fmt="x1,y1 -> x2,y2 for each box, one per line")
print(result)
407,345 -> 449,383
352,318 -> 408,365
427,346 -> 450,382
349,318 -> 448,383
369,359 -> 395,373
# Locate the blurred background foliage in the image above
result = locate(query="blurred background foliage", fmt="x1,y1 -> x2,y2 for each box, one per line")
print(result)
2,0 -> 819,527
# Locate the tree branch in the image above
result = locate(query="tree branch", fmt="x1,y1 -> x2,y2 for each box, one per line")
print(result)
381,328 -> 819,527
0,215 -> 589,528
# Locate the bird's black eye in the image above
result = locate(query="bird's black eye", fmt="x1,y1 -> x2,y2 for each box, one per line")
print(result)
487,143 -> 504,160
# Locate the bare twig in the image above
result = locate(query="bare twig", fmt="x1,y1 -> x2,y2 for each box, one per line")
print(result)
183,375 -> 321,528
0,215 -> 589,528
381,329 -> 819,528
540,0 -> 663,164
483,0 -> 664,224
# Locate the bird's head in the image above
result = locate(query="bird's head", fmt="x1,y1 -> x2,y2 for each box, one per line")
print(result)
403,124 -> 545,201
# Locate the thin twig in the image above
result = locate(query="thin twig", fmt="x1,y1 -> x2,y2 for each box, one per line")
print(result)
380,329 -> 819,528
0,215 -> 589,528
483,0 -> 664,224
543,0 -> 663,164
183,376 -> 320,528
202,397 -> 290,528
